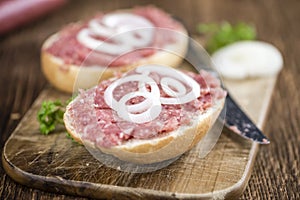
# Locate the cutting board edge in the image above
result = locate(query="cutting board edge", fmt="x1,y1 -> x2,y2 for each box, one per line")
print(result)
2,144 -> 258,200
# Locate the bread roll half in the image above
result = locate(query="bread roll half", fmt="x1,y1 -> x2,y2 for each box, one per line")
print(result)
63,66 -> 226,164
41,6 -> 188,93
64,98 -> 224,164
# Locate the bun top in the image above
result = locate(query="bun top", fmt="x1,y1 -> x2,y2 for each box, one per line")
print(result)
44,6 -> 187,67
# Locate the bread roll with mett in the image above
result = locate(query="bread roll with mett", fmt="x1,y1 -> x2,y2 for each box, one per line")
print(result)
41,6 -> 188,93
63,65 -> 226,164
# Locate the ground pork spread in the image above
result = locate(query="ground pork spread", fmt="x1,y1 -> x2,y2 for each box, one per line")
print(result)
67,69 -> 226,148
45,6 -> 184,67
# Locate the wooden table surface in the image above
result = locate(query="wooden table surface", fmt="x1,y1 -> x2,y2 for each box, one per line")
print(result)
0,0 -> 299,199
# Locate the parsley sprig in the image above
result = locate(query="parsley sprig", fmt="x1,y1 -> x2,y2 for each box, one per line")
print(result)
197,21 -> 256,54
37,100 -> 66,135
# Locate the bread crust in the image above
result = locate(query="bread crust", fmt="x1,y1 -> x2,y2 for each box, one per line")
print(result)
41,12 -> 188,93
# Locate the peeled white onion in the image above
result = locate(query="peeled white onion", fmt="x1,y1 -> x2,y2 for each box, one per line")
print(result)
77,29 -> 132,55
212,41 -> 283,79
77,13 -> 154,55
136,65 -> 201,104
161,77 -> 187,97
103,65 -> 201,124
117,91 -> 162,124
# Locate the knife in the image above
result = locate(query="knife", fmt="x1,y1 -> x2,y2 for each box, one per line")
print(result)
187,39 -> 270,144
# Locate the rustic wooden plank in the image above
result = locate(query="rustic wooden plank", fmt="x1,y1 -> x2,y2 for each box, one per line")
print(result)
2,71 -> 276,199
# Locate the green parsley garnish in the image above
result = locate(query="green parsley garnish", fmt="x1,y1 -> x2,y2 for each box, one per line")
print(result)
197,21 -> 256,54
37,100 -> 67,135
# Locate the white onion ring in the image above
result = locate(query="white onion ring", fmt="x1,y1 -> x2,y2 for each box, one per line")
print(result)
136,65 -> 201,104
161,77 -> 186,97
117,91 -> 162,124
89,19 -> 115,37
77,29 -> 132,55
104,65 -> 201,124
77,13 -> 154,55
104,74 -> 161,123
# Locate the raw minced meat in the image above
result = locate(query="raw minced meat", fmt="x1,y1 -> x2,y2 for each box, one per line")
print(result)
67,70 -> 226,147
45,6 -> 184,67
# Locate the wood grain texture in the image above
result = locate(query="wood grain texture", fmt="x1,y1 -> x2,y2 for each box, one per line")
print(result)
1,75 -> 275,200
0,32 -> 278,200
0,0 -> 299,199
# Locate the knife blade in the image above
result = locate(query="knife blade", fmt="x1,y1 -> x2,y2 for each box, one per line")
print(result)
225,95 -> 270,144
187,39 -> 270,144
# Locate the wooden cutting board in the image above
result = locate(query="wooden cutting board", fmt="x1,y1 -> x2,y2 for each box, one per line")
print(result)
2,74 -> 276,199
